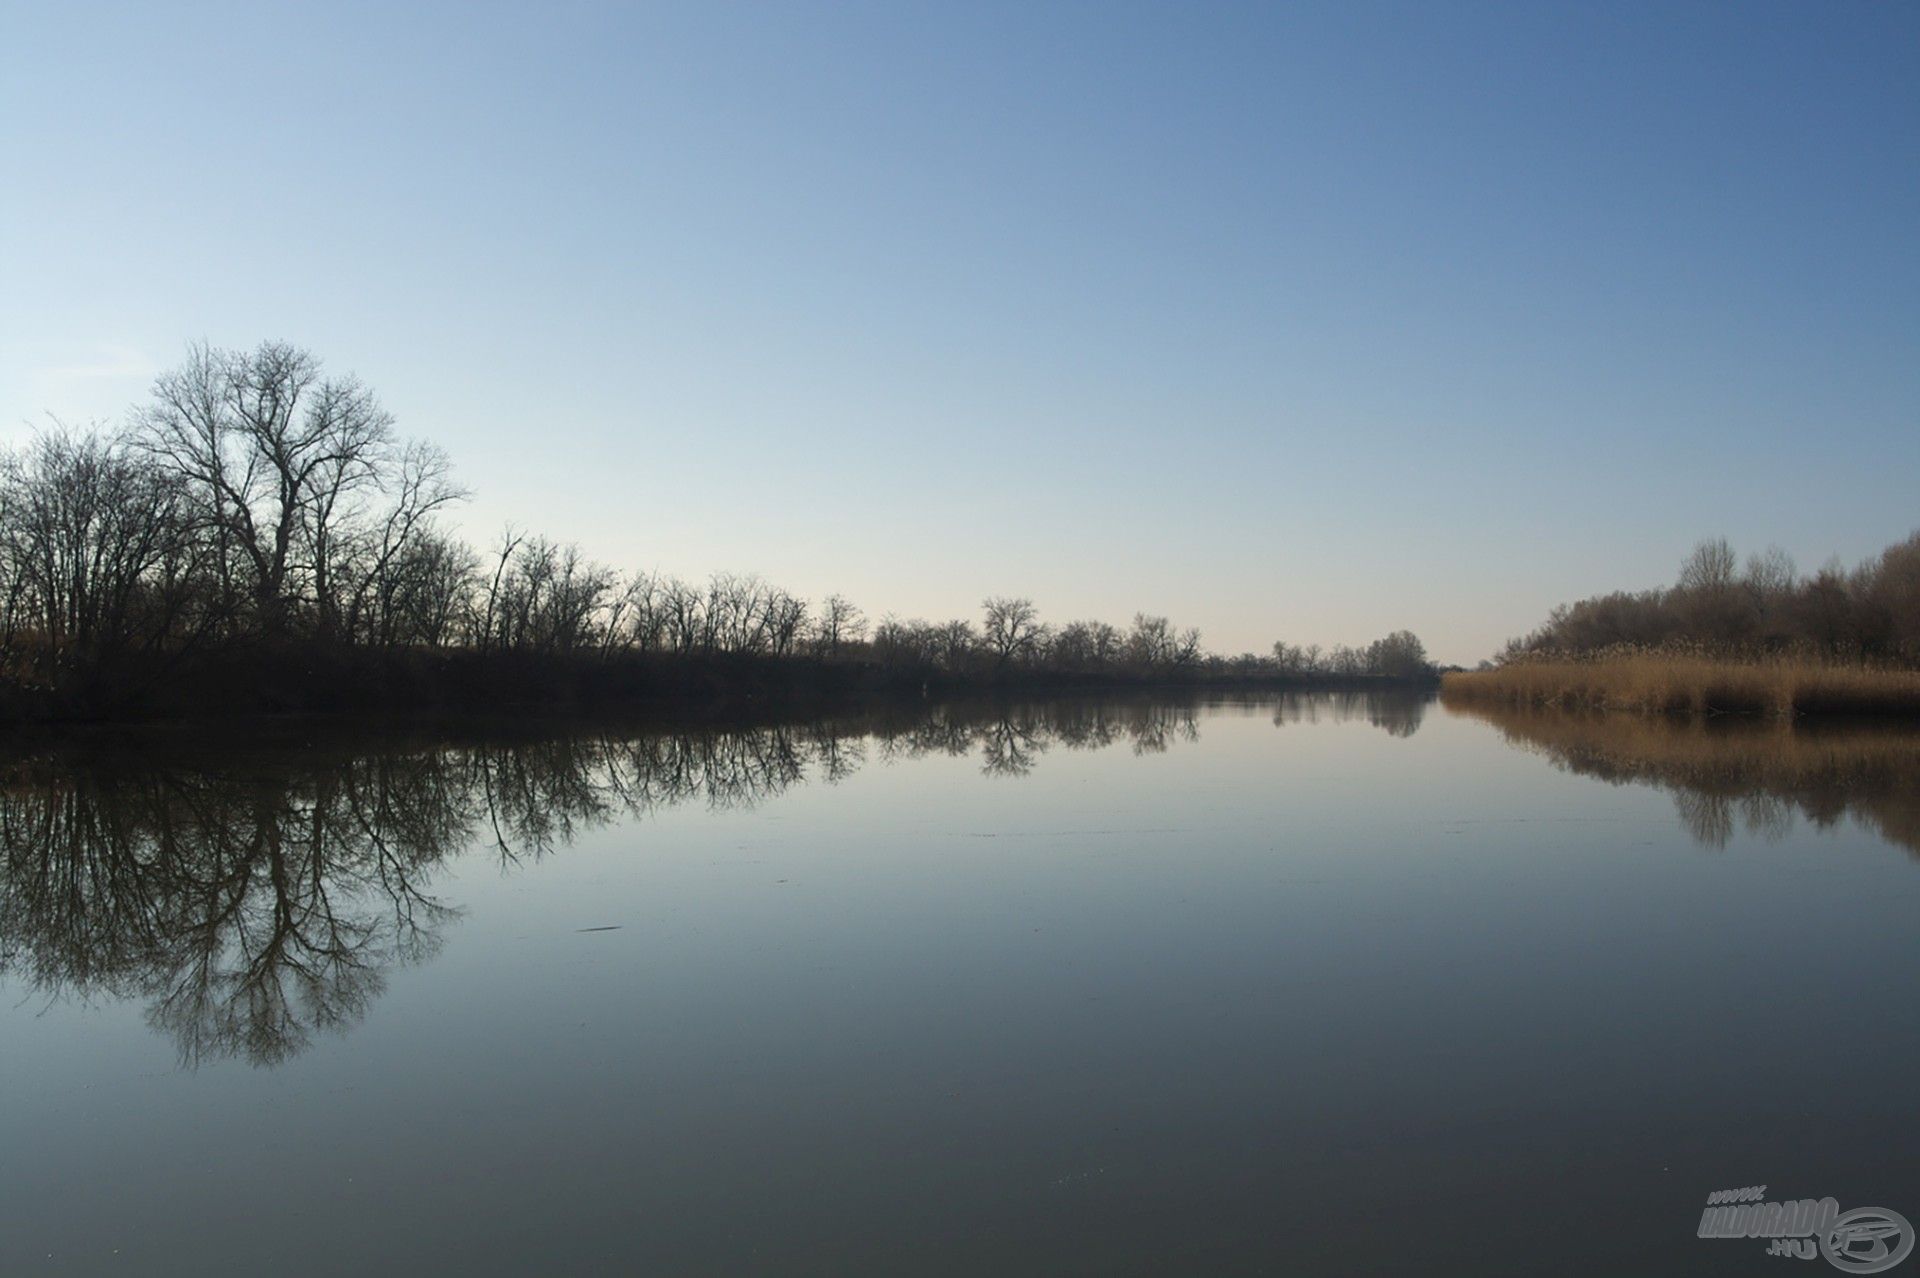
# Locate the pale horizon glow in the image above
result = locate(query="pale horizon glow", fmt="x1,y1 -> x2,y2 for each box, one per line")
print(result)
3,2 -> 1915,664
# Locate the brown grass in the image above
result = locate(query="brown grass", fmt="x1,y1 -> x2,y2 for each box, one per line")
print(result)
1441,652 -> 1920,719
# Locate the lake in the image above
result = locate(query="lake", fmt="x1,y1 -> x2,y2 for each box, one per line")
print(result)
2,692 -> 1915,1275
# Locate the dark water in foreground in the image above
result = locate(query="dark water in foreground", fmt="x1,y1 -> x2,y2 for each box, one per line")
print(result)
2,693 -> 1916,1276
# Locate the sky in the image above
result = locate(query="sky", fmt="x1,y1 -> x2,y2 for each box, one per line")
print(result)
2,1 -> 1915,664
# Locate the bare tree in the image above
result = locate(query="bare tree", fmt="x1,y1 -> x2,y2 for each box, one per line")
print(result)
982,596 -> 1046,668
1364,630 -> 1429,678
1678,537 -> 1739,594
765,587 -> 808,656
660,576 -> 705,654
1673,536 -> 1750,646
1127,613 -> 1174,670
0,426 -> 200,675
337,441 -> 466,646
137,342 -> 400,638
475,528 -> 526,654
1174,626 -> 1202,667
1867,532 -> 1920,658
936,618 -> 976,669
381,530 -> 477,647
812,594 -> 865,656
481,537 -> 616,653
1050,620 -> 1096,671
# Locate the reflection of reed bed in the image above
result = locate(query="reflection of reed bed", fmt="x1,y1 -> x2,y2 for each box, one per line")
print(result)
1447,700 -> 1920,855
1441,654 -> 1920,719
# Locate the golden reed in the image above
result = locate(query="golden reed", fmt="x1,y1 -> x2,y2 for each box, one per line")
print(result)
1440,647 -> 1920,719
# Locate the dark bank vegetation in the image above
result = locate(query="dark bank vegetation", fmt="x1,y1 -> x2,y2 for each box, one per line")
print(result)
1444,534 -> 1920,719
0,341 -> 1433,721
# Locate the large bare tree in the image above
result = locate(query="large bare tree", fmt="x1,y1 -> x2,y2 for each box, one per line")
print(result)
982,596 -> 1046,668
137,342 -> 404,637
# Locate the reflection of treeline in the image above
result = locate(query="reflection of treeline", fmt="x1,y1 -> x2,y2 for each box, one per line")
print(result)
1262,688 -> 1429,738
1499,535 -> 1920,663
1446,700 -> 1920,857
0,342 -> 1431,718
0,750 -> 471,1066
0,693 -> 1423,1067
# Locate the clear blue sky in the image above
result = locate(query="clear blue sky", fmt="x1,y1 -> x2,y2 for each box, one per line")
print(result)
3,1 -> 1915,662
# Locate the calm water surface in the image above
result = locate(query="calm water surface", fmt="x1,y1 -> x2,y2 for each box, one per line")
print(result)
2,693 -> 1916,1275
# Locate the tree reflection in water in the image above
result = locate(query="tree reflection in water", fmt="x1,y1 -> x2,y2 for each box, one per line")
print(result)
0,692 -> 1428,1068
1447,702 -> 1920,856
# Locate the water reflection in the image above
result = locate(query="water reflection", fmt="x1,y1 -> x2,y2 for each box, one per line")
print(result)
1266,687 -> 1428,737
0,751 -> 469,1067
1448,702 -> 1920,856
0,692 -> 1426,1068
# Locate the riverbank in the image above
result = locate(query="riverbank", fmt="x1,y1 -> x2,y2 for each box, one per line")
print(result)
1440,654 -> 1920,719
0,643 -> 1438,726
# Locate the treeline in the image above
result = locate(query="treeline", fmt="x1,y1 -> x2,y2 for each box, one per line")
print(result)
0,341 -> 1432,716
1501,534 -> 1920,664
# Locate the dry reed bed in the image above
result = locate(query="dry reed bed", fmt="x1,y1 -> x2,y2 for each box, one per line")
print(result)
1440,655 -> 1920,719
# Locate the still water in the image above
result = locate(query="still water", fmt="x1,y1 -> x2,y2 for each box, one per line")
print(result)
2,693 -> 1915,1275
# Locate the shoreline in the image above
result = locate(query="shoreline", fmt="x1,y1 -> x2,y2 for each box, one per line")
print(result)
1441,655 -> 1920,720
0,647 -> 1439,730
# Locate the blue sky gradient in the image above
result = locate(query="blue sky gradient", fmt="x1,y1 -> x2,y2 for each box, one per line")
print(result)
3,1 -> 1915,661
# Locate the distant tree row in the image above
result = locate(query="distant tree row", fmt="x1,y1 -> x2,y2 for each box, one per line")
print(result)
1501,534 -> 1920,664
865,604 -> 1207,678
0,341 -> 1434,696
1266,630 -> 1431,679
